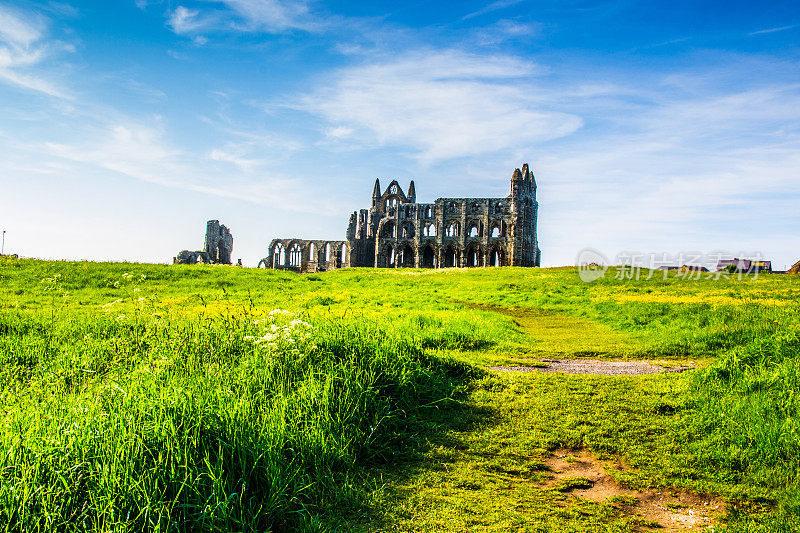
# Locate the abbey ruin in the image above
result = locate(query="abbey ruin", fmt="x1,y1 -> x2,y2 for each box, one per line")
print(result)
260,163 -> 540,271
175,220 -> 234,264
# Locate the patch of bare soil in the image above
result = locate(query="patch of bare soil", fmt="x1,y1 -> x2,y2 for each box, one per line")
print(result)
544,448 -> 722,531
489,359 -> 694,375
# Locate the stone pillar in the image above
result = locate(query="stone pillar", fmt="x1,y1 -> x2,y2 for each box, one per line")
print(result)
459,200 -> 467,268
482,200 -> 490,267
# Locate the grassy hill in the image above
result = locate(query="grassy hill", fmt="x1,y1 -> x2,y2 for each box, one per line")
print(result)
0,257 -> 798,531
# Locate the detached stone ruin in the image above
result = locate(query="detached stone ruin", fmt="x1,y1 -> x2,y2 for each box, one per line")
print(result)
174,220 -> 234,265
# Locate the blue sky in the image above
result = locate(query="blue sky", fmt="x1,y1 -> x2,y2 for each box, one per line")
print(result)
1,0 -> 799,268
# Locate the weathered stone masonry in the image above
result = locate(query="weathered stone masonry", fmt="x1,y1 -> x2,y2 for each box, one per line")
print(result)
261,163 -> 540,271
175,220 -> 234,264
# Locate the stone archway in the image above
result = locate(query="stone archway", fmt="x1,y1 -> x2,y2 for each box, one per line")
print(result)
272,243 -> 285,268
399,243 -> 415,267
381,243 -> 396,268
288,243 -> 302,267
489,247 -> 503,267
444,245 -> 458,267
422,244 -> 435,268
381,221 -> 396,239
466,245 -> 483,267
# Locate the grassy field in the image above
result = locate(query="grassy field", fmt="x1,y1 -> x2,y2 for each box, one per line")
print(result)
1,257 -> 798,531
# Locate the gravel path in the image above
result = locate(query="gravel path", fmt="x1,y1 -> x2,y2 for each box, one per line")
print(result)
488,359 -> 693,375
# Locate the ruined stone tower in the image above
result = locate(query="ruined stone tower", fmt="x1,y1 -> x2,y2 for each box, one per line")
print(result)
204,220 -> 233,264
175,220 -> 234,264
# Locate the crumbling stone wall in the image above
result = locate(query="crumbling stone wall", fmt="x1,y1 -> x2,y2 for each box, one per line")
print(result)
175,250 -> 210,264
261,164 -> 540,270
175,220 -> 234,265
204,220 -> 233,264
259,239 -> 349,272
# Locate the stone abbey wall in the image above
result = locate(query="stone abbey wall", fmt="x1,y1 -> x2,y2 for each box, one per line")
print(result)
204,220 -> 233,264
262,163 -> 540,272
257,239 -> 350,271
175,220 -> 234,265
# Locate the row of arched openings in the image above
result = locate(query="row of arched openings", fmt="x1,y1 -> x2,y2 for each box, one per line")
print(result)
380,221 -> 504,239
271,242 -> 347,268
382,243 -> 504,268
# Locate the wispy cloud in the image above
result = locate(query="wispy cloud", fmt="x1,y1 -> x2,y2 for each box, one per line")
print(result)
209,147 -> 260,171
294,49 -> 581,162
42,118 -> 334,212
324,126 -> 354,139
42,2 -> 80,18
0,4 -> 72,98
215,0 -> 317,32
462,0 -> 525,21
166,0 -> 319,37
0,6 -> 43,46
45,121 -> 183,187
167,6 -> 212,34
134,0 -> 157,9
536,76 -> 800,265
474,19 -> 540,45
748,24 -> 797,36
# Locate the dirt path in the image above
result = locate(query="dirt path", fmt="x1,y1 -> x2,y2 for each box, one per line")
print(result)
489,359 -> 694,375
544,448 -> 722,531
378,305 -> 719,531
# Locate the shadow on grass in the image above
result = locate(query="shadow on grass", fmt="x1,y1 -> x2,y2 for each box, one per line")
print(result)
312,357 -> 496,532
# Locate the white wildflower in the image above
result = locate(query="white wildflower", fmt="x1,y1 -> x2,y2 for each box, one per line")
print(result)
289,319 -> 312,329
256,333 -> 278,343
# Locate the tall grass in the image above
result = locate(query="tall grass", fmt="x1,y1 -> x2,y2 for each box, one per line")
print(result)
0,307 -> 472,532
688,324 -> 800,531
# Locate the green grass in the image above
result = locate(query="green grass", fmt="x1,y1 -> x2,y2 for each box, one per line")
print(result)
1,257 -> 799,531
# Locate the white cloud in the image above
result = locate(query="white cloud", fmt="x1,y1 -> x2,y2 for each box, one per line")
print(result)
42,119 -> 335,213
45,122 -> 182,187
209,148 -> 259,170
215,0 -> 316,32
535,80 -> 800,266
168,6 -> 208,34
324,126 -> 354,139
295,49 -> 582,162
462,0 -> 525,21
43,2 -> 80,18
166,0 -> 317,37
0,68 -> 66,98
167,48 -> 191,60
0,6 -> 43,47
475,19 -> 539,46
0,5 -> 71,98
748,25 -> 797,36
